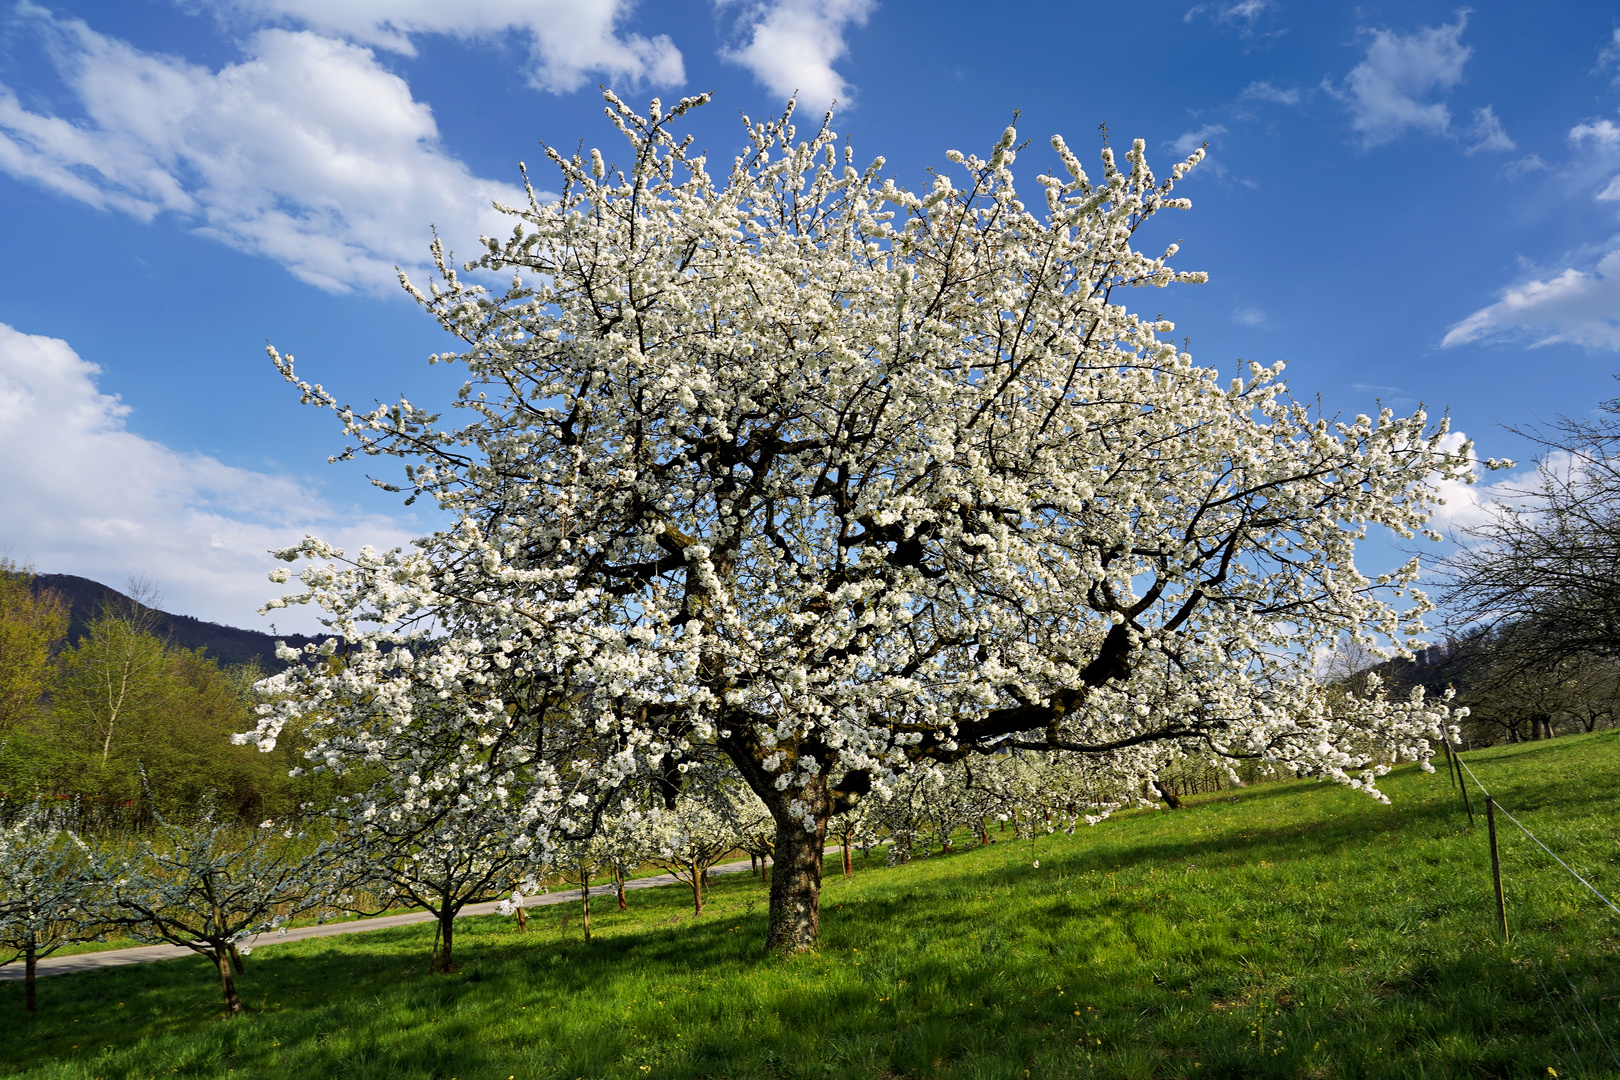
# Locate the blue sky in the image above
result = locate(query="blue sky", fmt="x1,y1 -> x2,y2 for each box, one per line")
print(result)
0,0 -> 1617,631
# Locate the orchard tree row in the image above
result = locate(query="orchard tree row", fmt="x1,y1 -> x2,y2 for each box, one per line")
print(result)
2,738 -> 1241,1016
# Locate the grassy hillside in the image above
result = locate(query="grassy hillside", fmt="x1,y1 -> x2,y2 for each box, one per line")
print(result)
4,734 -> 1618,1079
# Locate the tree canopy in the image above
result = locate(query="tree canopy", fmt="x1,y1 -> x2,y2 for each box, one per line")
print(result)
252,94 -> 1473,950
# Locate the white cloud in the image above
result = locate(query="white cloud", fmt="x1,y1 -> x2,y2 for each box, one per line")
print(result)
1328,13 -> 1490,149
1442,246 -> 1620,352
1170,123 -> 1227,158
1503,154 -> 1550,179
1462,105 -> 1515,155
1569,117 -> 1620,201
1600,28 -> 1620,82
1232,306 -> 1268,328
1426,435 -> 1559,536
1184,0 -> 1275,36
1240,80 -> 1300,105
0,323 -> 419,632
717,0 -> 874,111
192,0 -> 683,93
0,8 -> 528,294
1570,118 -> 1620,151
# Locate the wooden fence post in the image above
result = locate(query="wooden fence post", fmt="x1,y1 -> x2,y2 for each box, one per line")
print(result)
1448,736 -> 1475,826
1485,795 -> 1508,942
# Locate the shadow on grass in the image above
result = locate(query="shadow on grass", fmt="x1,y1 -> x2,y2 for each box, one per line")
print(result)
6,736 -> 1618,1079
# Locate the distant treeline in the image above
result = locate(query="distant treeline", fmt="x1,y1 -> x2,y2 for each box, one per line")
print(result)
1330,627 -> 1620,747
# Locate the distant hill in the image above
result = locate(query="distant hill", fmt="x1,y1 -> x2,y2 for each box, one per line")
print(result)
30,574 -> 324,670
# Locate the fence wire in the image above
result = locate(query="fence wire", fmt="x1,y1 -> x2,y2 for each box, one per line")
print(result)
1451,748 -> 1620,1076
1453,755 -> 1620,920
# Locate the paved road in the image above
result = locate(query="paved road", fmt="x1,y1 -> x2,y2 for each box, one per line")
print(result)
0,856 -> 770,981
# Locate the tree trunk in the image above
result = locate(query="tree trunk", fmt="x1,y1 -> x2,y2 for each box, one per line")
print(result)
841,837 -> 852,879
1152,779 -> 1184,810
691,859 -> 703,916
616,864 -> 628,911
766,806 -> 829,952
229,943 -> 245,974
434,913 -> 455,973
580,879 -> 592,943
24,942 -> 36,1013
213,946 -> 244,1015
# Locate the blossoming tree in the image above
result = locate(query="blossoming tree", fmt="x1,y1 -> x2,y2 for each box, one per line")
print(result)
99,813 -> 319,1016
0,805 -> 102,1013
251,93 -> 1475,951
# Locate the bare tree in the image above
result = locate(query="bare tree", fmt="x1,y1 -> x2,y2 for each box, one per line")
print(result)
1441,399 -> 1620,667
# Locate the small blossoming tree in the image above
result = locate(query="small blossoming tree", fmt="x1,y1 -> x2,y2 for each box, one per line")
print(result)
98,813 -> 320,1016
0,805 -> 103,1013
643,776 -> 769,916
250,93 -> 1475,951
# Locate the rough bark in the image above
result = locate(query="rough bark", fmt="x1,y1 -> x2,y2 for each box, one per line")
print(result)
213,947 -> 244,1015
841,838 -> 852,879
766,800 -> 830,952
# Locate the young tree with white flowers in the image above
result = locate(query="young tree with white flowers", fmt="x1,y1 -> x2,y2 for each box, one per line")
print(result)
324,765 -> 534,973
251,92 -> 1477,951
644,776 -> 769,915
98,812 -> 319,1016
0,805 -> 103,1013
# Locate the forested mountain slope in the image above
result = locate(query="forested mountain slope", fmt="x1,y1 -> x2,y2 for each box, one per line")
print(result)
29,574 -> 320,670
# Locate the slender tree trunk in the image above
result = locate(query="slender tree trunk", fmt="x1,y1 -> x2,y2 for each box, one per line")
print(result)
229,943 -> 245,974
841,837 -> 852,879
24,941 -> 37,1013
213,946 -> 244,1015
766,800 -> 829,952
516,902 -> 527,931
616,864 -> 627,911
1152,779 -> 1184,810
580,876 -> 592,943
434,913 -> 455,973
979,816 -> 989,846
691,859 -> 703,915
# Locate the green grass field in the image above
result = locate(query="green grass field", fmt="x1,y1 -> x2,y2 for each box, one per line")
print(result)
4,734 -> 1618,1080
